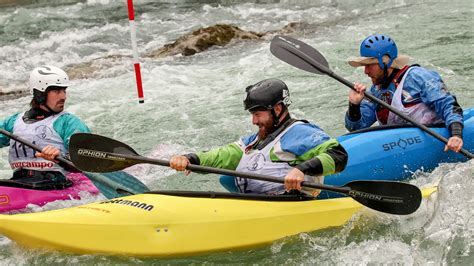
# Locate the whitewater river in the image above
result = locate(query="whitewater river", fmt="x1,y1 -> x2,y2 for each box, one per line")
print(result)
0,0 -> 472,264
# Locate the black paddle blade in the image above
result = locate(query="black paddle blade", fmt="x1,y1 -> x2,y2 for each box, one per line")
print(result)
69,133 -> 139,173
270,35 -> 329,75
345,180 -> 422,215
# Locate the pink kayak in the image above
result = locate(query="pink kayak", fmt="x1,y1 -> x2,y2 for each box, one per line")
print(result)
0,173 -> 99,213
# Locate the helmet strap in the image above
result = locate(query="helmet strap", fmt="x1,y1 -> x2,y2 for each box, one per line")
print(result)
383,64 -> 388,79
380,65 -> 399,89
254,116 -> 295,151
33,88 -> 59,114
271,104 -> 289,127
43,104 -> 59,114
378,64 -> 390,89
33,90 -> 46,105
271,109 -> 279,127
37,91 -> 60,114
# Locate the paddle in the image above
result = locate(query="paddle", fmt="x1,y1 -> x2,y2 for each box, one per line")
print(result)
270,35 -> 474,159
69,133 -> 422,215
0,129 -> 149,198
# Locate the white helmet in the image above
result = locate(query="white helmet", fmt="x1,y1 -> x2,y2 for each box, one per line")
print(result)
29,65 -> 70,94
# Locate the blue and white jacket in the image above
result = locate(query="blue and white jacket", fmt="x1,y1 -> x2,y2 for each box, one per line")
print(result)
345,66 -> 463,131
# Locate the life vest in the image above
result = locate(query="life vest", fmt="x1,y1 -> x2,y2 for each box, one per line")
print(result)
8,111 -> 69,175
235,121 -> 323,195
375,65 -> 441,125
386,67 -> 443,125
375,65 -> 409,124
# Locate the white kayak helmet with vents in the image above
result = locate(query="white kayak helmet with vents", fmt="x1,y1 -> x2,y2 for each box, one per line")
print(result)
29,65 -> 69,94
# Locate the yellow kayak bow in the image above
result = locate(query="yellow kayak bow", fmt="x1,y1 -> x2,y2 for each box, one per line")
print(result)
0,187 -> 437,257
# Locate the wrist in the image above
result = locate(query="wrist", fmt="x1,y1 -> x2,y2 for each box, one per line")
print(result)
295,158 -> 323,176
184,153 -> 200,165
449,122 -> 463,138
347,102 -> 361,121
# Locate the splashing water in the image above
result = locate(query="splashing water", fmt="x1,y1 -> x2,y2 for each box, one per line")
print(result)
0,0 -> 472,264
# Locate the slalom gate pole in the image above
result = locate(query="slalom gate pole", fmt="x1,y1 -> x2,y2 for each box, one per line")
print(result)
126,0 -> 145,103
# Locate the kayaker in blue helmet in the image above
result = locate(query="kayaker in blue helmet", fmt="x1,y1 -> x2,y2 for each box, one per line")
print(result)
170,78 -> 348,195
0,65 -> 91,189
345,34 -> 464,153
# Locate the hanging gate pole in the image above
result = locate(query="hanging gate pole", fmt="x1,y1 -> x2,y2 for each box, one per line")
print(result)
126,0 -> 145,103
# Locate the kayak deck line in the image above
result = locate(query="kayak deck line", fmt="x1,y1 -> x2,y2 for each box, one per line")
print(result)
342,123 -> 445,136
145,190 -> 316,201
0,186 -> 437,257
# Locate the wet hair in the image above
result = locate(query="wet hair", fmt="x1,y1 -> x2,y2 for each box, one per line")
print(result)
29,98 -> 40,108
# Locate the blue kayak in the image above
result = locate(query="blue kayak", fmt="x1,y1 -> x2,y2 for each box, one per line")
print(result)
318,107 -> 474,198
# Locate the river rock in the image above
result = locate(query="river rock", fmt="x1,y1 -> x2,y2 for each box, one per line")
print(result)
146,24 -> 264,58
64,23 -> 306,82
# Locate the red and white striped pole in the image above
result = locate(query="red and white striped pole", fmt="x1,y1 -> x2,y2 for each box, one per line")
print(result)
126,0 -> 145,103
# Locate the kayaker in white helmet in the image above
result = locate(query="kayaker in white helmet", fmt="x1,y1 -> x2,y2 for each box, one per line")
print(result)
170,78 -> 348,195
345,34 -> 464,153
0,65 -> 91,189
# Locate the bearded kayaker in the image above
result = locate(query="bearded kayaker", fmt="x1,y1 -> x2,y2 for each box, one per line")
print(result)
345,34 -> 464,153
0,65 -> 90,189
170,78 -> 348,195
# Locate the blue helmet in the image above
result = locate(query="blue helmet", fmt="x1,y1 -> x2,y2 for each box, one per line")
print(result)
360,34 -> 398,69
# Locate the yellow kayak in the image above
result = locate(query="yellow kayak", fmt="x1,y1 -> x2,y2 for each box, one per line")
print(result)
0,187 -> 437,257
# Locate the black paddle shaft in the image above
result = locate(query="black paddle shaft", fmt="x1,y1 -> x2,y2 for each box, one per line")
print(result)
270,35 -> 473,159
0,129 -> 77,170
70,133 -> 423,215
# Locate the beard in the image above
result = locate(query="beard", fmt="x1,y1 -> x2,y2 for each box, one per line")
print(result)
370,74 -> 384,85
50,100 -> 65,112
257,118 -> 276,139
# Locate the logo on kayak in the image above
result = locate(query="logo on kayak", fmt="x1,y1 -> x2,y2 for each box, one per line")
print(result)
0,195 -> 10,205
382,136 -> 422,151
10,161 -> 54,169
77,149 -> 125,161
247,153 -> 265,171
100,199 -> 154,211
